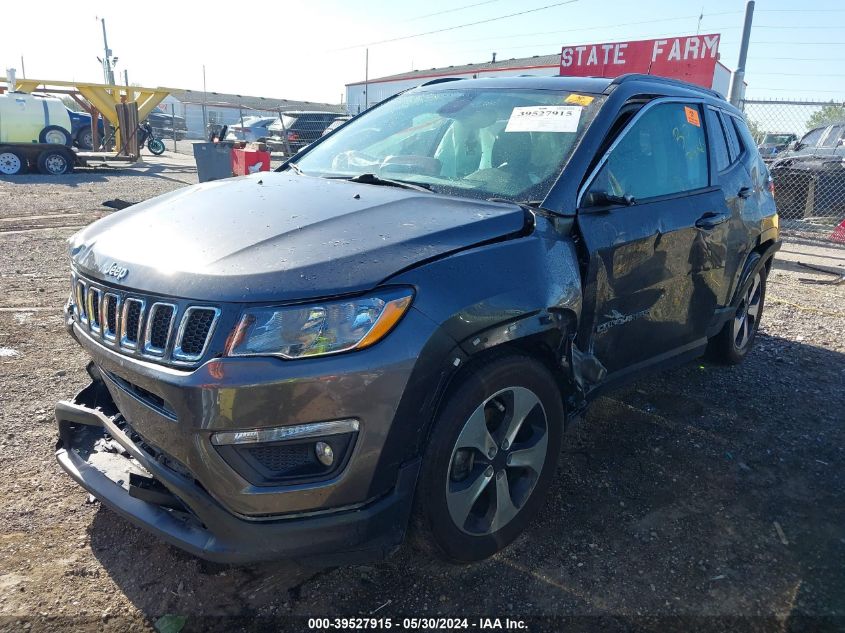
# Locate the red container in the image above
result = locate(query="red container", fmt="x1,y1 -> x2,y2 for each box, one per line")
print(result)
231,148 -> 271,176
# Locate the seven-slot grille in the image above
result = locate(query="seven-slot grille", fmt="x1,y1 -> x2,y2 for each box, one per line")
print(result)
71,275 -> 220,367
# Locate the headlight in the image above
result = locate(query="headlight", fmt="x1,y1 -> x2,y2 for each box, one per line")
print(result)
226,288 -> 414,359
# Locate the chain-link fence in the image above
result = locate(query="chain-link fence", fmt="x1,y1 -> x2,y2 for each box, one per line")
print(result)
151,93 -> 348,158
741,99 -> 845,246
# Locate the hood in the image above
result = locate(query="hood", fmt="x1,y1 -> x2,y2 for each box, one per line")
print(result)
70,172 -> 528,302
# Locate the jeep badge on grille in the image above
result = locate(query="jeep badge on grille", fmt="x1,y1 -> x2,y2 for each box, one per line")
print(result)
103,262 -> 129,281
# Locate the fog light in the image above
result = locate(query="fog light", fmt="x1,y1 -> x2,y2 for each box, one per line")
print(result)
315,441 -> 334,466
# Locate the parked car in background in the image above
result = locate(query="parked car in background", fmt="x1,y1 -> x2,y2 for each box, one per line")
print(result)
56,74 -> 779,565
322,116 -> 351,136
769,121 -> 845,218
225,116 -> 277,142
267,111 -> 344,152
66,109 -> 106,150
0,92 -> 72,145
757,132 -> 797,162
146,111 -> 188,141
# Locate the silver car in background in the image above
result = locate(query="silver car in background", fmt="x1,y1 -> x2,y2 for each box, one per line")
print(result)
225,116 -> 277,142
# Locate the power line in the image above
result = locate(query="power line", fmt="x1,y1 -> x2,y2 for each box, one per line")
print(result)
456,13 -> 709,44
751,41 -> 845,45
337,0 -> 581,50
404,0 -> 504,22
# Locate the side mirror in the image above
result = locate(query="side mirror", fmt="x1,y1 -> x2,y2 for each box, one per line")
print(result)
787,141 -> 800,151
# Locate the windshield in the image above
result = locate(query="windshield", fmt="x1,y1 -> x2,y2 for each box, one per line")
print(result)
294,88 -> 605,203
763,133 -> 794,145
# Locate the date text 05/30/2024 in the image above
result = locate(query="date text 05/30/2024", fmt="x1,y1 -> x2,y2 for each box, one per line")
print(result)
308,618 -> 528,630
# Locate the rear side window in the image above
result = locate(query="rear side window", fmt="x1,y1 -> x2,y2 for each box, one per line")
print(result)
588,102 -> 709,201
800,127 -> 825,148
724,116 -> 742,158
706,108 -> 730,171
821,125 -> 843,148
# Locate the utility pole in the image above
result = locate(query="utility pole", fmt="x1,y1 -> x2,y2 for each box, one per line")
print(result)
100,18 -> 115,85
124,69 -> 129,86
364,48 -> 369,110
20,56 -> 26,79
729,0 -> 754,108
202,65 -> 208,137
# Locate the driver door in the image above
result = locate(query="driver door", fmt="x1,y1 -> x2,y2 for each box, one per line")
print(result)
575,100 -> 731,378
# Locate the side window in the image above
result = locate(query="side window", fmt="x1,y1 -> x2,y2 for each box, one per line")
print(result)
800,127 -> 825,148
706,108 -> 730,172
587,102 -> 709,202
821,125 -> 843,148
730,116 -> 748,154
723,115 -> 742,159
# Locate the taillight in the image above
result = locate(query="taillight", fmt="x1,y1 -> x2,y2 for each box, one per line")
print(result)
768,178 -> 775,196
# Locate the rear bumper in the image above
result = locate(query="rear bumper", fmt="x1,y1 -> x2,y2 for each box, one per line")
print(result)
55,380 -> 420,565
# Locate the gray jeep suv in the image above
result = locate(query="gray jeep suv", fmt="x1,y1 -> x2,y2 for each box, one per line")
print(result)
56,75 -> 779,565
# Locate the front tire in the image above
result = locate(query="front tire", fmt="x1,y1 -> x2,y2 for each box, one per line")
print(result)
0,150 -> 26,175
708,253 -> 767,364
147,139 -> 166,155
412,354 -> 564,563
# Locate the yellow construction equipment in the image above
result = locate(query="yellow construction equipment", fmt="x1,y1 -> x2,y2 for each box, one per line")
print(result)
4,78 -> 173,155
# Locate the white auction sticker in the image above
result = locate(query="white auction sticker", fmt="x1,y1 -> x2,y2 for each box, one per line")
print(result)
505,105 -> 582,133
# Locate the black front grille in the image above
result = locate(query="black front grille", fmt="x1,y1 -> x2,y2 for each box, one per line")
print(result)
89,291 -> 101,328
180,309 -> 216,356
105,295 -> 118,335
150,305 -> 174,349
71,273 -> 220,368
124,301 -> 142,342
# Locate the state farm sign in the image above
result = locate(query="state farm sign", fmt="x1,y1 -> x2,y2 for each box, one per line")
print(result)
560,34 -> 721,89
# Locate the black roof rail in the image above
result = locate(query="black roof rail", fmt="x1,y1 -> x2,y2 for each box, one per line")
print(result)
420,77 -> 466,86
608,73 -> 726,100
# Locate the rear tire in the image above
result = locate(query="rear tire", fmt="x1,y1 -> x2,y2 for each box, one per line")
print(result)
77,128 -> 93,150
707,252 -> 767,364
36,149 -> 73,175
39,126 -> 72,146
411,354 -> 564,563
0,150 -> 26,175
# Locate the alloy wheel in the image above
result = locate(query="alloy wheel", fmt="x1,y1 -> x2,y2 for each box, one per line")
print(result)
446,386 -> 549,535
733,270 -> 763,351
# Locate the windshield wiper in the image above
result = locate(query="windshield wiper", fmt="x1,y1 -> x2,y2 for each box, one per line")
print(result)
285,161 -> 302,175
346,173 -> 433,192
488,198 -> 544,208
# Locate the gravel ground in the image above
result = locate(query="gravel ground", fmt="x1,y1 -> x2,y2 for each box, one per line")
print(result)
0,157 -> 843,632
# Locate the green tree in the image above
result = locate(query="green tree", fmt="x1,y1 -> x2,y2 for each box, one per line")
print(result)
61,96 -> 83,112
806,103 -> 845,130
744,116 -> 764,143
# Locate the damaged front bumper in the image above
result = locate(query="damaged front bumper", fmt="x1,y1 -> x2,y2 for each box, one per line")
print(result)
55,379 -> 419,565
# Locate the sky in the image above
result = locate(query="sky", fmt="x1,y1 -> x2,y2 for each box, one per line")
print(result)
2,0 -> 844,104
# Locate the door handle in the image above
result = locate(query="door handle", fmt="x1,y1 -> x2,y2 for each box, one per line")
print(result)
737,186 -> 752,199
695,212 -> 729,229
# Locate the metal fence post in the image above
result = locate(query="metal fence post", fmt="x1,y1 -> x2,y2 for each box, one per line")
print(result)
171,103 -> 177,152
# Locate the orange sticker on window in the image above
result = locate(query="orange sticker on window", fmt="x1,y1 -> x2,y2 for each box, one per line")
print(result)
565,94 -> 595,106
685,106 -> 701,127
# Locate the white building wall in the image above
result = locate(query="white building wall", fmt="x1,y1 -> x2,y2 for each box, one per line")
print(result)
346,66 -> 561,114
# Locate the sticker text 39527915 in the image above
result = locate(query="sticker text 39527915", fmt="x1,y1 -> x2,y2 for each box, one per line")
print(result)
505,105 -> 583,133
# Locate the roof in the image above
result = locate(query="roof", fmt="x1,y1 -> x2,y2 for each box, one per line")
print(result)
168,89 -> 345,113
346,54 -> 562,86
413,75 -> 613,94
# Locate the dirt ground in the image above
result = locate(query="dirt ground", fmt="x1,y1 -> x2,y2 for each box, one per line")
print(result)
1,154 -> 843,632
